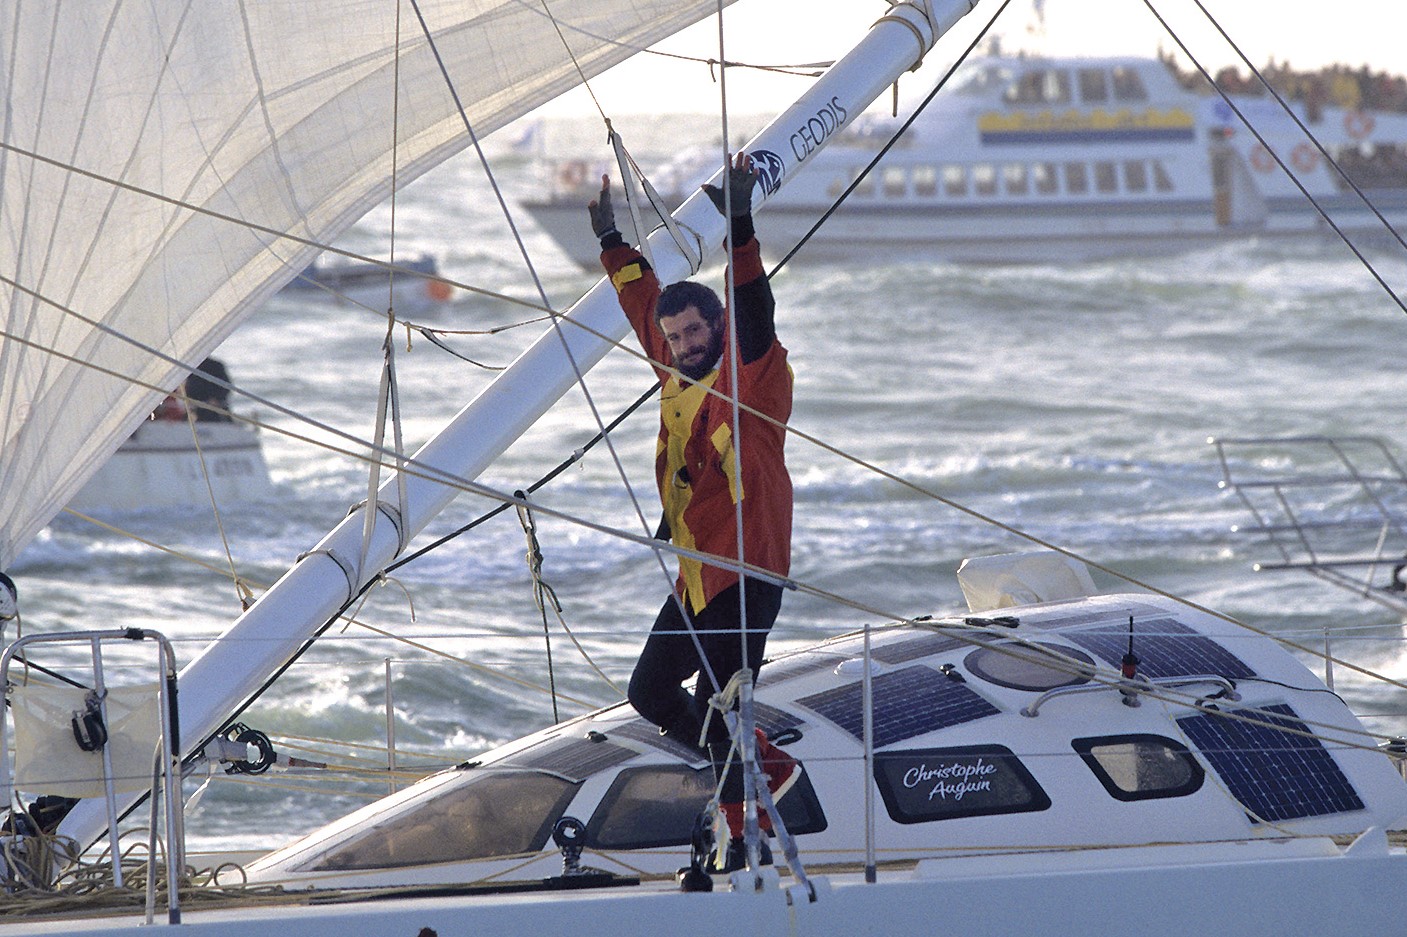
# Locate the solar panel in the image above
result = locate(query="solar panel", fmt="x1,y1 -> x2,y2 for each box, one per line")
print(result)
752,701 -> 805,739
757,650 -> 846,685
1177,703 -> 1364,822
607,720 -> 709,765
868,630 -> 970,664
1023,601 -> 1165,630
797,665 -> 1000,749
508,736 -> 640,781
1065,617 -> 1256,680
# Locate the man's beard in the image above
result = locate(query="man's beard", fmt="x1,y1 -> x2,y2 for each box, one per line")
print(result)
676,327 -> 724,381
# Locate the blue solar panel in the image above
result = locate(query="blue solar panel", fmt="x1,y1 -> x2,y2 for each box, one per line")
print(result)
608,720 -> 709,765
1024,601 -> 1164,630
796,665 -> 1000,749
752,701 -> 806,739
868,631 -> 970,664
510,737 -> 640,781
1065,617 -> 1255,680
758,650 -> 846,686
1177,703 -> 1364,822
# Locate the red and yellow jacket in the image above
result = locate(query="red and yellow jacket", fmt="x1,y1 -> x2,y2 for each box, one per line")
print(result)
603,237 -> 793,614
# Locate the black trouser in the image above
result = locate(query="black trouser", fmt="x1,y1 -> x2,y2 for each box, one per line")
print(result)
628,578 -> 783,803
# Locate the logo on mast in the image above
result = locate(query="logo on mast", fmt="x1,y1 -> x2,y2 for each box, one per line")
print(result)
749,149 -> 785,197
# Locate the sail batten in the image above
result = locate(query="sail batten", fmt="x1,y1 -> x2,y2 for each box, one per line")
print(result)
1,0 -> 737,568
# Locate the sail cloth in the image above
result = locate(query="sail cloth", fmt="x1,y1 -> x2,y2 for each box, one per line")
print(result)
0,0 -> 735,569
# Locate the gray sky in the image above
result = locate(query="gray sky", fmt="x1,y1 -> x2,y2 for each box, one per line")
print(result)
537,0 -> 1405,116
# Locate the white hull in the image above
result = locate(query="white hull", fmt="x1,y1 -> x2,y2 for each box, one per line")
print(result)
18,838 -> 1407,936
67,420 -> 272,514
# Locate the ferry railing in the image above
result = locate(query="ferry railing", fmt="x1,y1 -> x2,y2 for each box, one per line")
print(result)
0,629 -> 183,924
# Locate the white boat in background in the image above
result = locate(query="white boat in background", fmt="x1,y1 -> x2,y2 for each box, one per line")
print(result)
281,253 -> 454,314
6,1 -> 1407,935
67,419 -> 271,515
523,52 -> 1407,266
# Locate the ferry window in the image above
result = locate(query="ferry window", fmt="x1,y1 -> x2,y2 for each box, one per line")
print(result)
882,166 -> 907,198
851,168 -> 875,198
964,642 -> 1095,692
913,165 -> 938,197
874,744 -> 1051,824
1033,162 -> 1059,195
1078,67 -> 1109,103
1073,735 -> 1205,802
1006,69 -> 1070,105
1153,161 -> 1174,192
1003,163 -> 1028,195
1112,66 -> 1148,102
1124,160 -> 1148,192
586,764 -> 827,848
973,163 -> 997,196
1064,162 -> 1089,195
303,771 -> 579,871
942,164 -> 966,197
1094,161 -> 1118,193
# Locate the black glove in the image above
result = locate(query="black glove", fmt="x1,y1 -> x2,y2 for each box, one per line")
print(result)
588,175 -> 617,239
702,154 -> 758,218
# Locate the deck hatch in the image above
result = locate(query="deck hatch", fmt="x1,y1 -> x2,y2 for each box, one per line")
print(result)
1176,703 -> 1364,822
1065,617 -> 1256,680
797,665 -> 1000,748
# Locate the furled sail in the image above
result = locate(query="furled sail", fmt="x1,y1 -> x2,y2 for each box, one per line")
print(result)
0,0 -> 735,570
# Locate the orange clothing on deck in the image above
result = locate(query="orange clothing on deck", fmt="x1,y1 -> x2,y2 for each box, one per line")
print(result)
602,237 -> 792,614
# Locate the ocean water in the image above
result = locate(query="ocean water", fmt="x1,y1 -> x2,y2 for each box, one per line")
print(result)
12,114 -> 1407,855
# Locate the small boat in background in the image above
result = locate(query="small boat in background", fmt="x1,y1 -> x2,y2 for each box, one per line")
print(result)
281,253 -> 454,314
69,358 -> 272,514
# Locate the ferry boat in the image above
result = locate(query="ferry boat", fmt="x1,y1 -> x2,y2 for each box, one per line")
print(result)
522,53 -> 1407,266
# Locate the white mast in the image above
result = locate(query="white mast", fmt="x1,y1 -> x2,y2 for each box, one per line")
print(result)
59,0 -> 977,847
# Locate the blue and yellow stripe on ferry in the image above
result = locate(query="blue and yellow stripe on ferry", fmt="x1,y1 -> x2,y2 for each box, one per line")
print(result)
979,107 -> 1195,145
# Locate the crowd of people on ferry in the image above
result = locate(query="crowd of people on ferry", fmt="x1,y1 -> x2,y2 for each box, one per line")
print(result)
1160,50 -> 1407,116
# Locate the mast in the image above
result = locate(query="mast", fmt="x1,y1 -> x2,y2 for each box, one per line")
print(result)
59,0 -> 978,848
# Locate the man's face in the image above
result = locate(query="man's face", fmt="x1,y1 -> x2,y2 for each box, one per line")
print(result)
660,305 -> 724,380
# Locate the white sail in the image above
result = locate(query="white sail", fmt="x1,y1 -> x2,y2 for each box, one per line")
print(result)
0,0 -> 736,570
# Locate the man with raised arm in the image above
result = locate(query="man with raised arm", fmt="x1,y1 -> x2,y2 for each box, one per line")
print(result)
590,154 -> 798,871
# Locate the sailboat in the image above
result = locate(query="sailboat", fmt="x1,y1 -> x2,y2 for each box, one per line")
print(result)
5,0 -> 1407,934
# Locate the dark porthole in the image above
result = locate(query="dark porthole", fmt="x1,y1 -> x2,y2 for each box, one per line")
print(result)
963,642 -> 1096,692
1072,734 -> 1205,802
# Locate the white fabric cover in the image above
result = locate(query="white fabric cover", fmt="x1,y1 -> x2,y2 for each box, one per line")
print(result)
10,683 -> 163,798
0,0 -> 733,568
957,551 -> 1099,612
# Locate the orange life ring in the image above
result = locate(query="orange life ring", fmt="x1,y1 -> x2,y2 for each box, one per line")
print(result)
557,160 -> 587,189
1249,144 -> 1275,172
1344,110 -> 1375,139
1290,143 -> 1319,172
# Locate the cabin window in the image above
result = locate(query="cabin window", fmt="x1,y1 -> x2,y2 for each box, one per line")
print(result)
1153,161 -> 1175,192
1003,163 -> 1028,195
1111,66 -> 1148,102
1064,162 -> 1089,195
942,164 -> 966,197
1094,161 -> 1119,194
973,163 -> 998,196
964,642 -> 1095,692
1006,69 -> 1071,105
1033,162 -> 1059,195
586,763 -> 827,848
1124,160 -> 1148,192
874,744 -> 1051,824
1078,67 -> 1109,103
301,771 -> 580,871
1072,735 -> 1205,802
882,166 -> 907,198
913,165 -> 938,197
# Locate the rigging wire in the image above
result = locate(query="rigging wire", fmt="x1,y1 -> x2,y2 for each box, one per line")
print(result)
767,0 -> 1015,277
1140,0 -> 1407,315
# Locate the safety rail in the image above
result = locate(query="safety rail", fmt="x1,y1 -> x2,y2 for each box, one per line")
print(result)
0,629 -> 183,925
1021,674 -> 1241,718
